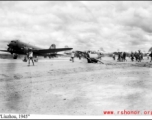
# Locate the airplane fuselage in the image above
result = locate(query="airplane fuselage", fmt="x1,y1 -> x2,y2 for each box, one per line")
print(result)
1,40 -> 73,59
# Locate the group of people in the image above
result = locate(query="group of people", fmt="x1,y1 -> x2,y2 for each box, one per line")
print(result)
70,51 -> 75,62
112,50 -> 152,62
147,51 -> 152,62
25,48 -> 152,66
130,50 -> 144,62
113,52 -> 127,62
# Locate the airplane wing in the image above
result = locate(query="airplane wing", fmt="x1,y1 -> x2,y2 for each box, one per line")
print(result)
0,50 -> 8,52
33,48 -> 73,54
48,53 -> 66,56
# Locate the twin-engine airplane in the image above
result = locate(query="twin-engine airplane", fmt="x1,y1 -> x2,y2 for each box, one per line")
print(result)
0,40 -> 73,59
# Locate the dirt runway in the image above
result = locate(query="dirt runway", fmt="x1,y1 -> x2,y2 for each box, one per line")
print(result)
0,57 -> 152,115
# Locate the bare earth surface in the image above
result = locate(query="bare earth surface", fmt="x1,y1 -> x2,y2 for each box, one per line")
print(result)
0,57 -> 152,116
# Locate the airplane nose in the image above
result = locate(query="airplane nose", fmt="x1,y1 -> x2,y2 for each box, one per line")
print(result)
7,43 -> 12,47
7,43 -> 11,47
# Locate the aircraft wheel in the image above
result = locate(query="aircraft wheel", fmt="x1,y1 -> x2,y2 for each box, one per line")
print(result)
13,54 -> 18,59
34,59 -> 38,62
23,56 -> 27,62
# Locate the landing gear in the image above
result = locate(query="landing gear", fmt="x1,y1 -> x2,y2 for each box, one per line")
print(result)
13,54 -> 18,59
23,56 -> 27,62
7,48 -> 13,54
49,56 -> 52,59
34,56 -> 38,62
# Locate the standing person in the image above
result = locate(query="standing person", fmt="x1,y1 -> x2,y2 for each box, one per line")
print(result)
134,51 -> 138,61
138,50 -> 140,62
78,53 -> 81,60
97,51 -> 102,60
147,53 -> 149,60
130,52 -> 134,62
117,52 -> 120,62
123,52 -> 127,62
28,48 -> 34,66
117,52 -> 122,62
112,53 -> 115,60
149,51 -> 152,62
70,51 -> 75,62
86,51 -> 91,63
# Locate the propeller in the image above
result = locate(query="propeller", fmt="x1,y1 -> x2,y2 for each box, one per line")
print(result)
0,40 -> 11,48
0,40 -> 16,53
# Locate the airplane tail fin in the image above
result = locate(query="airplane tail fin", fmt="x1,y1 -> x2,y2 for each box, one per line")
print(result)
49,44 -> 56,49
49,44 -> 56,54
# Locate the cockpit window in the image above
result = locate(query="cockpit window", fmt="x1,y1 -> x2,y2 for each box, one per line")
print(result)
11,40 -> 17,43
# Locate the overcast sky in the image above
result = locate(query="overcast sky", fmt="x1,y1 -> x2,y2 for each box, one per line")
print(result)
0,1 -> 152,52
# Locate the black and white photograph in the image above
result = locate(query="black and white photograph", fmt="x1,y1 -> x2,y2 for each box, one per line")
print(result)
0,1 -> 152,119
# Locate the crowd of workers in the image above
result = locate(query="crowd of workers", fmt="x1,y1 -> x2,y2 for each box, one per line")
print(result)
70,50 -> 152,64
23,48 -> 152,66
112,50 -> 152,62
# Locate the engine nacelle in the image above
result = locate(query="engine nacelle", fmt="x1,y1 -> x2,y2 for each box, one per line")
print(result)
23,47 -> 29,53
13,54 -> 18,59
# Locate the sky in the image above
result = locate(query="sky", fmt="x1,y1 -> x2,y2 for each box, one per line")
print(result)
0,1 -> 152,52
